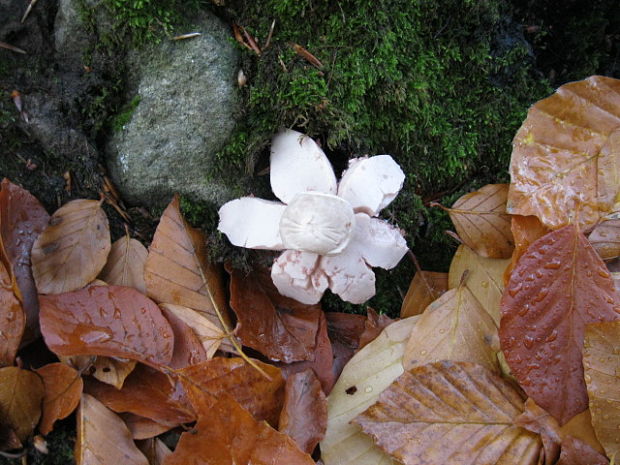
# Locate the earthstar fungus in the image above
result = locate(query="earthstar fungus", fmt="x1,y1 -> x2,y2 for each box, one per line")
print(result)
218,129 -> 408,304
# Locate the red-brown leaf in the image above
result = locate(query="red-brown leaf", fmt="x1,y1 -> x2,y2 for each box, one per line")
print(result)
358,308 -> 394,350
515,399 -> 562,465
0,261 -> 24,366
36,363 -> 83,435
159,305 -> 208,369
500,225 -> 620,424
557,436 -> 609,465
325,312 -> 366,379
40,285 -> 174,368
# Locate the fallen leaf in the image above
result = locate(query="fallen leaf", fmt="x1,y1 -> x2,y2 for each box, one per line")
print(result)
358,308 -> 394,349
0,366 -> 44,441
0,260 -> 24,366
120,413 -> 172,440
229,265 -> 321,363
75,393 -> 149,465
91,357 -> 137,390
515,399 -> 561,465
507,76 -> 620,231
400,271 -> 448,318
160,303 -> 222,359
279,369 -> 327,454
179,357 -> 284,426
31,199 -> 111,294
448,244 -> 509,325
403,284 -> 499,373
0,179 -> 49,336
437,184 -> 514,258
324,312 -> 366,379
40,285 -> 174,368
500,225 -> 620,424
557,436 -> 609,465
354,361 -> 541,465
505,215 -> 550,284
144,195 -> 231,349
84,364 -> 194,427
320,316 -> 419,465
36,363 -> 83,435
559,410 -> 606,455
583,320 -> 620,459
136,438 -> 171,465
0,423 -> 21,451
99,236 -> 147,293
589,218 -> 620,260
159,304 -> 208,369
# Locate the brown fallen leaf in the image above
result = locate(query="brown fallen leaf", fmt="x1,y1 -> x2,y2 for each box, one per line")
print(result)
400,270 -> 448,318
435,184 -> 514,258
0,260 -> 24,366
136,437 -> 171,465
500,225 -> 620,424
99,235 -> 147,294
36,363 -> 83,435
358,308 -> 394,349
507,76 -> 620,231
515,399 -> 561,465
505,215 -> 550,284
40,285 -> 174,368
0,366 -> 44,442
91,357 -> 137,390
324,312 -> 366,380
589,218 -> 620,261
291,42 -> 323,68
583,320 -> 620,459
559,410 -> 606,455
0,423 -> 21,451
75,393 -> 149,465
354,361 -> 542,465
557,436 -> 609,465
159,304 -> 208,369
160,303 -> 222,359
0,179 -> 49,337
121,413 -> 172,440
279,369 -> 327,454
32,199 -> 111,294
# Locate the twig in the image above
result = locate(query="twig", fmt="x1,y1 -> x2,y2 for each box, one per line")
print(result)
21,0 -> 39,23
263,19 -> 276,50
0,41 -> 26,54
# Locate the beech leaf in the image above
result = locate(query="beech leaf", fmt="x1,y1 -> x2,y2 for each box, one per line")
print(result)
40,285 -> 174,368
400,270 -> 448,318
588,218 -> 620,261
36,363 -> 83,435
354,361 -> 542,465
557,436 -> 609,465
321,316 -> 419,465
137,437 -> 171,465
499,225 -> 620,424
159,304 -> 208,369
0,366 -> 44,441
121,413 -> 172,440
358,308 -> 394,349
160,303 -> 222,359
515,399 -> 562,465
583,320 -> 620,459
559,410 -> 606,455
99,235 -> 147,293
32,199 -> 111,294
505,215 -> 550,282
507,76 -> 620,230
91,357 -> 137,390
0,260 -> 24,366
75,393 -> 149,465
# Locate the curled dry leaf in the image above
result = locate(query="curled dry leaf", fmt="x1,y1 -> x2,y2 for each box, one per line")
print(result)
507,76 -> 620,231
40,285 -> 174,368
0,260 -> 24,366
557,436 -> 609,465
588,218 -> 620,261
36,363 -> 83,435
448,245 -> 509,325
515,399 -> 561,465
179,357 -> 284,426
0,366 -> 44,442
321,316 -> 419,465
160,303 -> 221,359
400,270 -> 448,318
354,361 -> 542,465
439,183 -> 514,258
75,393 -> 149,465
99,236 -> 147,293
32,199 -> 111,294
91,357 -> 137,390
279,369 -> 327,454
583,320 -> 620,459
402,284 -> 500,373
0,179 -> 49,336
500,225 -> 620,425
358,308 -> 394,349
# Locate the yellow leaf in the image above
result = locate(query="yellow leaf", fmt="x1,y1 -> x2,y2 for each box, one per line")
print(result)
0,366 -> 44,441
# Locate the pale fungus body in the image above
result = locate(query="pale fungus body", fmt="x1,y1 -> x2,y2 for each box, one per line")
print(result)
217,129 -> 408,304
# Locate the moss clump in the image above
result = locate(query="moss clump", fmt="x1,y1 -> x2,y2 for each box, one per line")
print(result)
111,94 -> 141,131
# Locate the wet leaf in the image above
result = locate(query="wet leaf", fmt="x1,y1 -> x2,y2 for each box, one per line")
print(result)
0,366 -> 44,441
499,225 -> 620,424
40,285 -> 174,368
321,317 -> 419,465
0,260 -> 24,366
589,218 -> 620,260
358,308 -> 394,349
91,357 -> 137,390
403,285 -> 500,373
559,410 -> 606,455
84,364 -> 194,427
441,183 -> 514,258
75,393 -> 149,465
0,179 -> 49,335
400,271 -> 448,318
144,195 -> 231,348
159,304 -> 208,369
99,236 -> 147,293
160,303 -> 221,359
36,363 -> 83,435
179,357 -> 284,426
32,199 -> 111,294
505,215 -> 550,284
583,320 -> 620,459
507,76 -> 620,231
229,266 -> 321,363
557,436 -> 609,465
278,369 -> 327,454
121,413 -> 172,440
354,361 -> 541,465
448,245 -> 509,325
515,399 -> 561,465
325,312 -> 366,379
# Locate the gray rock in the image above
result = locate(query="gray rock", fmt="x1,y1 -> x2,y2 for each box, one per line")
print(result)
106,12 -> 241,207
55,0 -> 113,61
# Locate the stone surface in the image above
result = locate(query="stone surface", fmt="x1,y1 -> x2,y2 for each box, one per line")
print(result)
106,12 -> 241,207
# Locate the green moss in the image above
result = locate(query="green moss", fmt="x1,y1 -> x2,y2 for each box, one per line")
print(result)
111,94 -> 141,131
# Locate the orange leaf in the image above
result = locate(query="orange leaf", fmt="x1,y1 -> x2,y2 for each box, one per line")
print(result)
0,260 -> 24,366
505,215 -> 550,284
557,436 -> 609,465
159,304 -> 208,369
40,285 -> 174,368
400,271 -> 448,318
588,218 -> 620,261
0,366 -> 44,441
36,363 -> 83,435
559,410 -> 605,455
99,236 -> 147,293
32,199 -> 111,294
499,225 -> 620,424
507,76 -> 620,231
160,303 -> 221,359
121,413 -> 172,440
